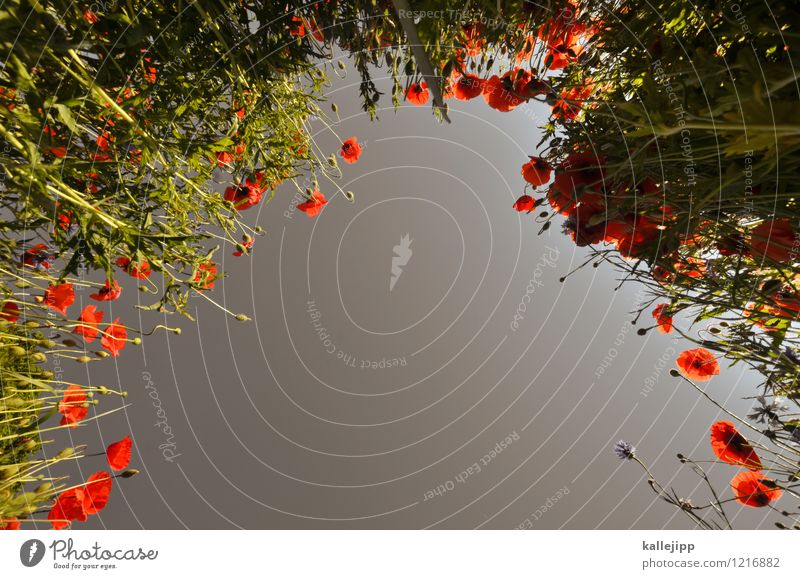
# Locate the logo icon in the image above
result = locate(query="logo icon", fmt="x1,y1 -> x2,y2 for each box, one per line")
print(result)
389,234 -> 413,292
20,539 -> 45,567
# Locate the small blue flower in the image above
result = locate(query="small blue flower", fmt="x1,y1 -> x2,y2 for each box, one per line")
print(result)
613,440 -> 635,460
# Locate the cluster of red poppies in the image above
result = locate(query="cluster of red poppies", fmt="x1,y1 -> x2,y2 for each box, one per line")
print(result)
46,435 -> 133,529
709,421 -> 782,508
670,347 -> 783,508
0,432 -> 133,530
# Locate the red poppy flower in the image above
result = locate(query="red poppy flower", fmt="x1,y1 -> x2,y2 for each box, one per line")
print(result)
483,72 -> 527,112
48,487 -> 87,529
101,318 -> 127,357
461,22 -> 485,57
90,279 -> 122,302
84,472 -> 113,515
749,219 -> 795,263
289,15 -> 306,37
710,421 -> 762,470
600,213 -> 660,259
96,131 -> 112,151
306,15 -> 325,42
521,157 -> 552,186
191,262 -> 218,290
517,76 -> 551,99
340,137 -> 363,164
453,74 -> 485,101
547,152 -> 605,215
676,348 -> 720,381
83,9 -> 98,24
56,211 -> 73,233
215,151 -> 234,166
545,45 -> 570,70
564,202 -> 607,246
74,305 -> 104,342
22,243 -> 53,270
48,472 -> 114,529
233,239 -> 254,257
223,174 -> 266,211
651,304 -> 673,334
552,85 -> 593,121
1,301 -> 19,323
45,283 -> 75,315
297,189 -> 327,217
731,471 -> 782,508
406,82 -> 429,106
513,195 -> 536,213
0,518 -> 20,530
116,257 -> 151,279
106,436 -> 132,471
59,385 -> 88,428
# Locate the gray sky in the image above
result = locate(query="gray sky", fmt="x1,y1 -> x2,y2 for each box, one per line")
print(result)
48,60 -> 775,530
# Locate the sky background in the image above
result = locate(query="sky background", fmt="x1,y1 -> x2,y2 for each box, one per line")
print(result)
45,58 -> 775,530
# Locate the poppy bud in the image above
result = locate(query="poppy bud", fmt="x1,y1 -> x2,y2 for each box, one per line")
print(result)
331,103 -> 338,113
344,191 -> 355,201
709,327 -> 720,334
0,465 -> 19,479
56,447 -> 75,459
235,314 -> 250,322
637,328 -> 647,335
39,339 -> 55,348
40,370 -> 54,380
15,280 -> 31,288
77,356 -> 92,363
3,397 -> 24,407
25,321 -> 39,328
120,469 -> 140,478
254,226 -> 263,233
62,339 -> 79,348
34,482 -> 52,494
9,346 -> 27,357
669,369 -> 680,377
30,352 -> 46,363
173,327 -> 182,335
132,337 -> 142,345
21,439 -> 37,451
96,351 -> 110,358
96,385 -> 110,395
337,60 -> 346,70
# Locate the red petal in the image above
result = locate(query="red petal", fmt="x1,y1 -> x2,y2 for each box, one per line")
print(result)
106,435 -> 132,471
